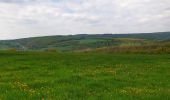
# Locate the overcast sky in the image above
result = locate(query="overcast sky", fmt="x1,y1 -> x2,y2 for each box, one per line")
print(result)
0,0 -> 170,40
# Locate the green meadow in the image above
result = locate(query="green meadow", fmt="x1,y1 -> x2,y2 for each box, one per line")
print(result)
0,51 -> 170,100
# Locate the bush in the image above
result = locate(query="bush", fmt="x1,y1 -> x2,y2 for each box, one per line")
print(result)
46,48 -> 60,52
8,48 -> 17,52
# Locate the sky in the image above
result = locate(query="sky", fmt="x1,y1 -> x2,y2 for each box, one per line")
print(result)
0,0 -> 170,40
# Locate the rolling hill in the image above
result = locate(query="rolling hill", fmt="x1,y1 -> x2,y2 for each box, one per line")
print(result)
0,32 -> 170,51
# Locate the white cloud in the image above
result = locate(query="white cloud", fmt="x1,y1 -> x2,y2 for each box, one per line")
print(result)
0,0 -> 170,40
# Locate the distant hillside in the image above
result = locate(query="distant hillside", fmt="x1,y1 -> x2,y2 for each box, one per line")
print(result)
0,32 -> 170,51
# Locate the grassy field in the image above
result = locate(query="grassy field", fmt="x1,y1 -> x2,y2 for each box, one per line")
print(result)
0,51 -> 170,100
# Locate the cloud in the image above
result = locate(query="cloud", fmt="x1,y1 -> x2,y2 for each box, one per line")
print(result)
0,0 -> 170,39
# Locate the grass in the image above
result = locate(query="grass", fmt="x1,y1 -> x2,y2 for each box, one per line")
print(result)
0,51 -> 170,100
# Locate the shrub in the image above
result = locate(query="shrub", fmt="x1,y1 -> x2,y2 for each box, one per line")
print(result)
8,48 -> 17,52
46,48 -> 60,52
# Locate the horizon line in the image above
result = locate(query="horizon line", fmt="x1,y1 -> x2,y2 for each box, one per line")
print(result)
0,31 -> 169,41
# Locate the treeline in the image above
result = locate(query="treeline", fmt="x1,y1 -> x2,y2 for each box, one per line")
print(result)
83,41 -> 170,54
